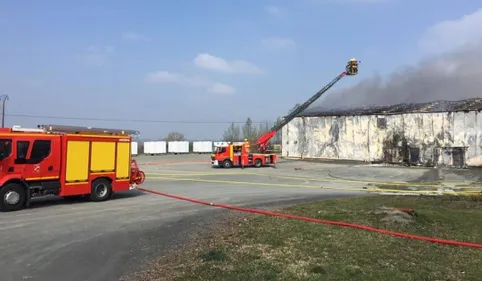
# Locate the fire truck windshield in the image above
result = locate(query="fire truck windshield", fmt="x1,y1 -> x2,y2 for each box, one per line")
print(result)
0,139 -> 12,161
216,146 -> 227,153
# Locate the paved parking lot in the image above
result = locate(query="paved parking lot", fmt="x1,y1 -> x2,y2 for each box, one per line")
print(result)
1,154 -> 477,281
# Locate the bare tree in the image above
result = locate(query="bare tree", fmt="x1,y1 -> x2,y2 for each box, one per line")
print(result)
220,116 -> 284,147
164,131 -> 185,141
242,117 -> 258,142
272,116 -> 283,144
257,121 -> 270,138
223,122 -> 241,142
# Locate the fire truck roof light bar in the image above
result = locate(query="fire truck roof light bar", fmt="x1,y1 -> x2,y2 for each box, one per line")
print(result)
12,125 -> 46,133
37,124 -> 140,136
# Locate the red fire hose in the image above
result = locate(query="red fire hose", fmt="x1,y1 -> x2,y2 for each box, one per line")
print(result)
137,187 -> 482,249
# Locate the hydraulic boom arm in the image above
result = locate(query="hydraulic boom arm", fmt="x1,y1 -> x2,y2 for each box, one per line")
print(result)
257,60 -> 359,153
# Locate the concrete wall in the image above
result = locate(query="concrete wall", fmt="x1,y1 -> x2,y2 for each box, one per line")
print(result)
282,111 -> 482,167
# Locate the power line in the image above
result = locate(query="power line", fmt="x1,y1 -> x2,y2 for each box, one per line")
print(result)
6,113 -> 277,124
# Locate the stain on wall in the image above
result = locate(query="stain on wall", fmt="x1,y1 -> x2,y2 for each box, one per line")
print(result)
282,111 -> 482,167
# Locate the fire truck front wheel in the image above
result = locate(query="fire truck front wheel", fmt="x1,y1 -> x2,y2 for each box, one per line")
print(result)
222,159 -> 233,168
0,183 -> 27,212
90,178 -> 112,202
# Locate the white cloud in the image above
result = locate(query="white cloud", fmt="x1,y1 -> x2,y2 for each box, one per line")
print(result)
122,32 -> 151,41
261,37 -> 296,50
82,45 -> 114,66
418,8 -> 482,54
265,6 -> 284,17
193,53 -> 264,74
145,71 -> 181,83
144,71 -> 236,95
83,54 -> 105,66
207,82 -> 236,95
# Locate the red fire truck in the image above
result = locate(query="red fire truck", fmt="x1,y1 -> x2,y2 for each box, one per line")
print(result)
211,59 -> 360,168
0,124 -> 145,212
211,141 -> 278,168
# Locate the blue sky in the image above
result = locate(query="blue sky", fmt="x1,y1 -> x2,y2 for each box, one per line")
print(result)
1,0 -> 481,140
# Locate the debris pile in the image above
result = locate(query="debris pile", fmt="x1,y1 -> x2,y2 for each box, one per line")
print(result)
373,206 -> 416,224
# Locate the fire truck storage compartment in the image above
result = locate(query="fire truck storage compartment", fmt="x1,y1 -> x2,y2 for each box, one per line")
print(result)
116,142 -> 130,180
65,141 -> 90,183
65,140 -> 131,183
90,141 -> 116,173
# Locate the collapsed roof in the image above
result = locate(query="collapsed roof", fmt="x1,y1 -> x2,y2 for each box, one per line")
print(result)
298,98 -> 482,117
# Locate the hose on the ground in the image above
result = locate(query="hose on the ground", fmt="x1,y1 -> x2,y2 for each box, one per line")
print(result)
137,187 -> 482,249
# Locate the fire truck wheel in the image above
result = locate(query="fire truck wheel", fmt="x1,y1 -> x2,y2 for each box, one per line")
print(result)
222,159 -> 233,168
254,159 -> 262,168
90,178 -> 112,202
0,183 -> 27,212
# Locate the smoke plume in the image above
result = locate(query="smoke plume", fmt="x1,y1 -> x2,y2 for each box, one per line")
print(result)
304,39 -> 482,114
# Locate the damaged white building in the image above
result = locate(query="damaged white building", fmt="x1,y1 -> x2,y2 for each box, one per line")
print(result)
281,98 -> 482,167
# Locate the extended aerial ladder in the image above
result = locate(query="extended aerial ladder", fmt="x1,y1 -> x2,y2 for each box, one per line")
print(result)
256,59 -> 360,153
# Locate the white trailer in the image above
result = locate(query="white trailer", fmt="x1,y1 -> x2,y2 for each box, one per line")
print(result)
168,141 -> 189,154
193,141 -> 213,153
143,141 -> 167,155
131,141 -> 138,156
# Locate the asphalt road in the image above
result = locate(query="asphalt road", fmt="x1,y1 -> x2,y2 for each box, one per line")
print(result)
0,154 -> 468,281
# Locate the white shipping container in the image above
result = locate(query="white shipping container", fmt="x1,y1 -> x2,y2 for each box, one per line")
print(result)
143,141 -> 155,154
156,141 -> 167,154
167,141 -> 177,153
143,141 -> 167,154
193,141 -> 213,153
131,141 -> 138,155
180,141 -> 189,153
168,141 -> 189,153
155,141 -> 167,154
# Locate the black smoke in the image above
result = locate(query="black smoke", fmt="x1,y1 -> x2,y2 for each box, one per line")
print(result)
303,39 -> 482,114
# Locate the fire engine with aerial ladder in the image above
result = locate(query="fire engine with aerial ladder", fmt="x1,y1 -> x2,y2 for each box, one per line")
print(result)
0,59 -> 359,211
0,124 -> 145,212
3,60 -> 481,250
211,59 -> 360,168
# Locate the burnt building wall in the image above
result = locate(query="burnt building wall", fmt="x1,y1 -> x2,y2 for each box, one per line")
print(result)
281,111 -> 482,167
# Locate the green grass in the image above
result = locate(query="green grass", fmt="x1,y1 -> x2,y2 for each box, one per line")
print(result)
134,195 -> 482,281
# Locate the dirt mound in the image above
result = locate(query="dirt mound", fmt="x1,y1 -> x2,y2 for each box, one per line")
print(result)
374,206 -> 415,224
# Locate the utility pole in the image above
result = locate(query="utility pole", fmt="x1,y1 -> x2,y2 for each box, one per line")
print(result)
0,94 -> 9,128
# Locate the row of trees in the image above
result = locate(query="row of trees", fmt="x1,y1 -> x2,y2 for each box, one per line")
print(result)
164,131 -> 186,142
158,117 -> 285,143
222,104 -> 303,144
161,103 -> 303,143
222,117 -> 282,144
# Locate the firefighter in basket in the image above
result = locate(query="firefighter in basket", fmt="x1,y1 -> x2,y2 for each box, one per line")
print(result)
244,139 -> 250,154
346,58 -> 359,75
